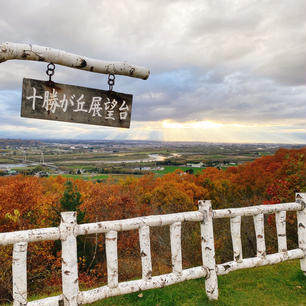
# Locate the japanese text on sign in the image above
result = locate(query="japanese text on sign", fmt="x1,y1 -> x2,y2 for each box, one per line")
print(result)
21,78 -> 132,128
26,88 -> 129,120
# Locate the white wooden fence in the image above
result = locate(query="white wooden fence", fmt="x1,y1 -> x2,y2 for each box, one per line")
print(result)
1,193 -> 305,305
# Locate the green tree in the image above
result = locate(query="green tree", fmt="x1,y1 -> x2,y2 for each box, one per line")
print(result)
60,180 -> 85,223
57,181 -> 93,271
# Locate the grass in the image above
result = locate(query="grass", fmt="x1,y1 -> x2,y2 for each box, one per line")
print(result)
0,158 -> 15,164
65,165 -> 96,170
91,174 -> 110,180
153,166 -> 205,175
43,152 -> 150,163
53,174 -> 144,181
57,174 -> 87,180
53,166 -> 213,180
53,166 -> 206,180
52,174 -> 109,181
83,260 -> 305,306
3,260 -> 305,306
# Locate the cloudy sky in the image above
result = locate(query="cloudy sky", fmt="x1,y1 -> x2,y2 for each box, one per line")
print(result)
0,0 -> 305,143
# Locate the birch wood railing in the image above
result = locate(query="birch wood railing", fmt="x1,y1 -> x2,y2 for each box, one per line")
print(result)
1,193 -> 305,305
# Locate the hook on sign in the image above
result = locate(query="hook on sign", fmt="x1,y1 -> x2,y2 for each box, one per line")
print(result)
46,63 -> 55,83
108,74 -> 115,91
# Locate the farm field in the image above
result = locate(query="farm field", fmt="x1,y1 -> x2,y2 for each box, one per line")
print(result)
153,165 -> 206,175
56,166 -> 210,180
53,174 -> 109,180
1,139 -> 303,178
53,174 -> 146,181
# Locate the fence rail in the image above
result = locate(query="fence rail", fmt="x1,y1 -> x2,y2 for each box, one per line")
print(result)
3,193 -> 306,305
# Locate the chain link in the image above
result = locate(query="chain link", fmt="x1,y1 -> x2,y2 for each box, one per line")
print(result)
108,74 -> 115,91
46,63 -> 55,82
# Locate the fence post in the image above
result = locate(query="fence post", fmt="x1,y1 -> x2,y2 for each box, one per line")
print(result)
296,193 -> 306,276
12,242 -> 28,306
60,212 -> 79,306
199,200 -> 218,300
170,222 -> 182,275
139,225 -> 152,280
105,230 -> 118,288
253,213 -> 266,257
275,211 -> 287,253
230,216 -> 243,262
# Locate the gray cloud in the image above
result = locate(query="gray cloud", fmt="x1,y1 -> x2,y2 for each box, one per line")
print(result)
131,70 -> 306,124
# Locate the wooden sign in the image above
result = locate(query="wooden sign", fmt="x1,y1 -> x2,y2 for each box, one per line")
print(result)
21,78 -> 132,128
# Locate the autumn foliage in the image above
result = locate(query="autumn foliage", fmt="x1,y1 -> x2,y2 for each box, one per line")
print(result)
0,148 -> 305,299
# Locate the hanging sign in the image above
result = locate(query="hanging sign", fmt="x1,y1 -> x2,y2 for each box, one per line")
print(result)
21,78 -> 132,128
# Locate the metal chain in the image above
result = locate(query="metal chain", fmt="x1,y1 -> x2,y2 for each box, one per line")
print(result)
108,74 -> 115,91
46,63 -> 55,82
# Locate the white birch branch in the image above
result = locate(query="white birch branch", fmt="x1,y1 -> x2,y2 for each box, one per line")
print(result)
78,266 -> 208,304
170,222 -> 182,274
0,203 -> 301,245
296,193 -> 306,276
253,213 -> 266,257
213,202 -> 301,219
0,42 -> 150,80
78,211 -> 203,235
230,216 -> 243,262
77,202 -> 301,236
12,242 -> 28,306
217,248 -> 304,275
27,295 -> 63,306
60,212 -> 79,306
275,211 -> 287,253
139,225 -> 152,280
199,200 -> 218,300
0,227 -> 60,245
105,231 -> 118,288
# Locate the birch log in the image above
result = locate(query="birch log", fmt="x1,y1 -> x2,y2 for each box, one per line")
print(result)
253,214 -> 266,257
12,242 -> 28,306
79,266 -> 207,304
0,227 -> 60,245
199,200 -> 218,300
213,202 -> 301,219
275,211 -> 287,253
230,216 -> 243,262
139,225 -> 152,280
78,211 -> 203,235
0,42 -> 150,80
170,222 -> 182,274
105,231 -> 118,288
217,248 -> 304,275
296,193 -> 306,276
27,295 -> 63,306
60,212 -> 79,306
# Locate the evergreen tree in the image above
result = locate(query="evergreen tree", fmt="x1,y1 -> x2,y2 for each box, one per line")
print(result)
56,181 -> 92,270
60,180 -> 85,223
